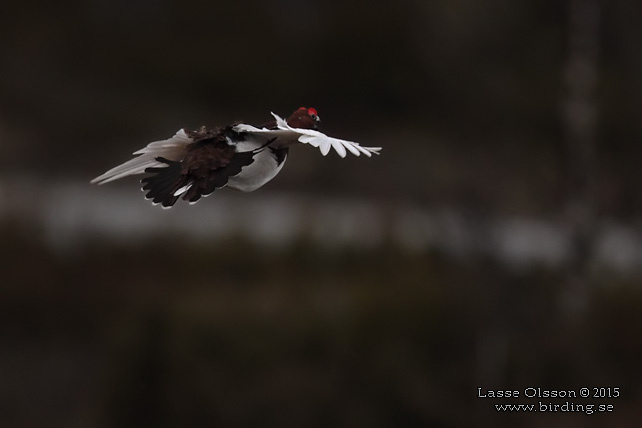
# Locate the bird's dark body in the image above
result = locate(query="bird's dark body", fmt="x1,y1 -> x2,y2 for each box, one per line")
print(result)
141,126 -> 288,207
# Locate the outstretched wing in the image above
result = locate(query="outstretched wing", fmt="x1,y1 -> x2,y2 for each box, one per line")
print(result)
90,130 -> 193,185
233,114 -> 382,158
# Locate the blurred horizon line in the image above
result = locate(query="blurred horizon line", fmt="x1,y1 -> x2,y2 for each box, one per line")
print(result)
1,176 -> 640,277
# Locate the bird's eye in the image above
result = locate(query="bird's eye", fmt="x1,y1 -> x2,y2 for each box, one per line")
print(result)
307,107 -> 319,121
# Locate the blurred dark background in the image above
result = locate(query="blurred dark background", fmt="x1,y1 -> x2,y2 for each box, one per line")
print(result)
2,0 -> 642,427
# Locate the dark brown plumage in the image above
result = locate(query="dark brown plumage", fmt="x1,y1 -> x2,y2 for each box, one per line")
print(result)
91,106 -> 380,208
286,107 -> 319,129
141,127 -> 255,207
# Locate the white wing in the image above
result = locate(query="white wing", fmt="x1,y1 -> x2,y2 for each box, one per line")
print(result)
272,112 -> 381,158
90,129 -> 192,184
234,114 -> 381,158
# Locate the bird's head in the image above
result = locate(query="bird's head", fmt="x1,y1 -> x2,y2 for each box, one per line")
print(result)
287,107 -> 320,129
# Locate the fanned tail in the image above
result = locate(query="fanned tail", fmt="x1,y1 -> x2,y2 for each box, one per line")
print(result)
141,157 -> 187,208
140,150 -> 257,208
180,150 -> 256,204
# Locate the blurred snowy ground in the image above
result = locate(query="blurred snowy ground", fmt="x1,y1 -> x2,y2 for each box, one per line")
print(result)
3,177 -> 640,276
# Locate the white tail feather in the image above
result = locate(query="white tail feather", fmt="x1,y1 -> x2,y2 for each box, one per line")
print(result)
173,183 -> 193,197
91,130 -> 192,185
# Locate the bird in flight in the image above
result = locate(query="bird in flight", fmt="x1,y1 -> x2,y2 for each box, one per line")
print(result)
91,107 -> 381,207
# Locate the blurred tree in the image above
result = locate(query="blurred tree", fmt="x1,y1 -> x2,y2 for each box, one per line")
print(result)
562,0 -> 601,313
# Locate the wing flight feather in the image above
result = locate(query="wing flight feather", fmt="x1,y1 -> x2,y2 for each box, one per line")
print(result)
233,114 -> 381,158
